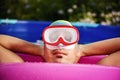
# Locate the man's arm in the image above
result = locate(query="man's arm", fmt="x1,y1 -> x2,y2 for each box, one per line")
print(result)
80,38 -> 120,56
0,35 -> 44,57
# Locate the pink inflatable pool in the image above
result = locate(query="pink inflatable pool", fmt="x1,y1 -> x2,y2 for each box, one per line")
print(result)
0,54 -> 120,80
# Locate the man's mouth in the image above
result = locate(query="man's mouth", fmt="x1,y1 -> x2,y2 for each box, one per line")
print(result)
56,55 -> 63,58
52,51 -> 67,58
54,52 -> 63,58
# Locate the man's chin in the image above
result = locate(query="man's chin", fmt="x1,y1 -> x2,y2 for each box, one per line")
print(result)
53,58 -> 72,64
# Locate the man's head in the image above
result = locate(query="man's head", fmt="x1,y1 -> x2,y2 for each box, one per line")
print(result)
42,20 -> 80,64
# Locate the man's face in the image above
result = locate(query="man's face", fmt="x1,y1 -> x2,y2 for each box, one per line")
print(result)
42,25 -> 80,63
43,44 -> 80,64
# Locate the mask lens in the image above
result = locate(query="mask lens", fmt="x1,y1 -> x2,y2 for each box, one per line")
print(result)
48,29 -> 73,43
63,31 -> 72,42
49,30 -> 60,42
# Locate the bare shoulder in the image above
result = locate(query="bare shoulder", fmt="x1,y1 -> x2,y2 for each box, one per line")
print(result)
78,38 -> 120,56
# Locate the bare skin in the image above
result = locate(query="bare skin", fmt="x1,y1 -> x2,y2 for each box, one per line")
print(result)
0,35 -> 120,66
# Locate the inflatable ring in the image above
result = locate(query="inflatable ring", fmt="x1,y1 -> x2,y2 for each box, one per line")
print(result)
0,54 -> 120,80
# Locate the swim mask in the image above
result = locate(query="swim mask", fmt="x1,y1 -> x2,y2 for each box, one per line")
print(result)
42,25 -> 79,49
42,20 -> 79,50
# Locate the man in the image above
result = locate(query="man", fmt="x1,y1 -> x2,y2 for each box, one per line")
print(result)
0,20 -> 120,66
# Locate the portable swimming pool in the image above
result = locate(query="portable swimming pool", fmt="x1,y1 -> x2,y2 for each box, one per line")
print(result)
0,20 -> 120,43
0,20 -> 120,80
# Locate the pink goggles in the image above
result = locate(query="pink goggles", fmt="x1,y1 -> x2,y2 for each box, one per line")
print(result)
42,25 -> 79,46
